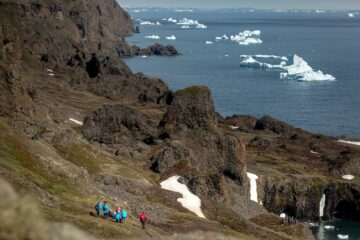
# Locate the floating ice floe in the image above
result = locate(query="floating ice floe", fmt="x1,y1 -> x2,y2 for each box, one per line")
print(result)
342,175 -> 355,180
338,140 -> 360,146
181,25 -> 190,29
133,9 -> 148,13
206,41 -> 213,45
240,54 -> 336,82
140,21 -> 155,26
230,125 -> 239,130
174,9 -> 194,12
324,225 -> 335,230
315,10 -> 325,14
69,118 -> 83,126
247,172 -> 259,203
215,34 -> 229,41
176,18 -> 207,29
230,30 -> 262,45
280,213 -> 286,219
348,13 -> 355,18
240,54 -> 288,61
337,234 -> 349,239
320,194 -> 326,217
160,176 -> 206,218
156,21 -> 161,26
145,35 -> 160,39
166,35 -> 176,40
167,18 -> 178,23
141,55 -> 148,58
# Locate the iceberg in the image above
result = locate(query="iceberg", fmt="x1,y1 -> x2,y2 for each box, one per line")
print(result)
324,225 -> 335,230
206,41 -> 213,45
337,234 -> 349,239
166,35 -> 176,40
140,21 -> 155,26
167,18 -> 178,23
156,21 -> 161,26
240,54 -> 336,82
176,18 -> 207,29
247,172 -> 259,203
145,35 -> 160,39
315,10 -> 325,14
215,34 -> 229,40
230,30 -> 263,45
348,13 -> 355,18
160,176 -> 206,218
181,25 -> 190,29
174,9 -> 194,12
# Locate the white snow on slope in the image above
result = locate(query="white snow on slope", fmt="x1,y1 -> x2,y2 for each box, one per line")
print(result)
47,69 -> 54,72
240,54 -> 336,82
338,140 -> 360,146
311,150 -> 319,154
319,194 -> 326,217
324,225 -> 335,230
342,175 -> 355,180
166,35 -> 176,40
160,176 -> 206,218
247,172 -> 259,203
48,73 -> 55,76
69,118 -> 83,126
337,234 -> 349,239
230,30 -> 262,45
145,35 -> 160,39
230,125 -> 239,130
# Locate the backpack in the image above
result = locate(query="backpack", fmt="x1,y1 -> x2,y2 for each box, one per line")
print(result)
122,210 -> 127,218
140,214 -> 146,221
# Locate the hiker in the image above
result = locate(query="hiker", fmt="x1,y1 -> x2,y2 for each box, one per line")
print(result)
95,201 -> 102,218
139,212 -> 147,229
121,208 -> 127,224
114,211 -> 122,223
103,201 -> 110,219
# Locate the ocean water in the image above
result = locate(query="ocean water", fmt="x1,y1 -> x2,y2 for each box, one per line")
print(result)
123,8 -> 360,139
123,9 -> 360,239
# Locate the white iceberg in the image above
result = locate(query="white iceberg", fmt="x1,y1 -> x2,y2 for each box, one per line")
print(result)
176,18 -> 207,29
181,25 -> 190,29
342,175 -> 355,180
247,172 -> 259,203
145,35 -> 160,39
348,13 -> 355,18
156,21 -> 161,26
166,35 -> 176,40
174,9 -> 194,12
315,10 -> 325,14
337,234 -> 349,239
215,34 -> 229,41
69,118 -> 83,126
230,30 -> 263,45
324,225 -> 335,230
160,176 -> 206,218
338,140 -> 360,146
240,54 -> 336,82
141,55 -> 148,58
206,41 -> 213,45
167,18 -> 178,23
140,21 -> 155,26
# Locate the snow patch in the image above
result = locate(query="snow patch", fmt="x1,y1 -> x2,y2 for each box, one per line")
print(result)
160,176 -> 206,218
230,30 -> 262,46
247,172 -> 259,203
337,234 -> 349,239
319,194 -> 326,217
240,54 -> 336,82
47,69 -> 54,72
338,140 -> 360,146
342,175 -> 355,180
69,118 -> 83,126
324,225 -> 335,230
48,73 -> 55,76
145,35 -> 160,39
230,126 -> 239,130
311,150 -> 319,154
166,35 -> 176,40
280,213 -> 286,219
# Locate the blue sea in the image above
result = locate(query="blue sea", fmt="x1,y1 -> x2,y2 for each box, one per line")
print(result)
123,8 -> 360,239
124,8 -> 360,139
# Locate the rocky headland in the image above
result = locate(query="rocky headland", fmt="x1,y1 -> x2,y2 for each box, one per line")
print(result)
0,1 -> 359,240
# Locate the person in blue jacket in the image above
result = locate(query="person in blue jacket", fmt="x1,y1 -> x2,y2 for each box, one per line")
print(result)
121,209 -> 127,224
95,201 -> 102,218
103,201 -> 110,219
114,211 -> 122,223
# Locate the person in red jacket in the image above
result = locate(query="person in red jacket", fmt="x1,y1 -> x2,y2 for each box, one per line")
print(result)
139,212 -> 147,229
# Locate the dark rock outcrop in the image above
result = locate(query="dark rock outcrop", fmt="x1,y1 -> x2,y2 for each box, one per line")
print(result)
255,115 -> 298,135
118,43 -> 179,57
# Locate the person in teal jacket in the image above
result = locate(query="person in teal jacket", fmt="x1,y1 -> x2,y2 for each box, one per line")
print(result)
103,201 -> 110,219
121,209 -> 127,224
114,211 -> 122,223
95,201 -> 102,218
